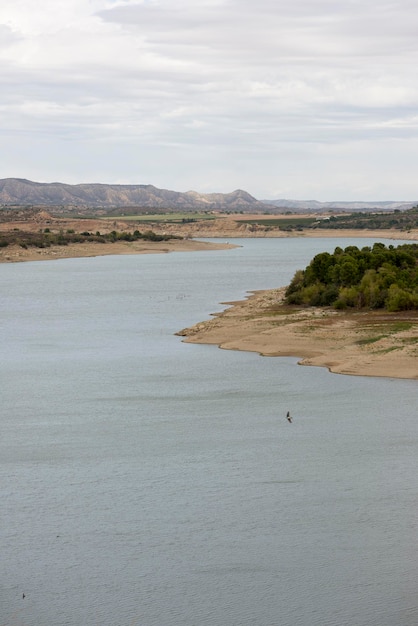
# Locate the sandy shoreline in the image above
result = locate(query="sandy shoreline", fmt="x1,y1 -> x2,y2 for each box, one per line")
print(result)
0,238 -> 236,263
177,288 -> 418,380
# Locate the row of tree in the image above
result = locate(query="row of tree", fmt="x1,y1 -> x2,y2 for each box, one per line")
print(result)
285,243 -> 418,311
307,207 -> 418,231
0,228 -> 181,249
269,206 -> 418,232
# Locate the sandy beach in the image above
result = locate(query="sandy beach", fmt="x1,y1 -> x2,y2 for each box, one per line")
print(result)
177,288 -> 418,380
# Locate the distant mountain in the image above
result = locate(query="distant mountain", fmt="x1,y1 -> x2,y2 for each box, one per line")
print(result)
2,179 -> 414,214
0,178 -> 269,212
263,198 -> 418,212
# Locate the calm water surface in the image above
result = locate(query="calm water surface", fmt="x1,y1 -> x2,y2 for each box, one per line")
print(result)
1,238 -> 418,626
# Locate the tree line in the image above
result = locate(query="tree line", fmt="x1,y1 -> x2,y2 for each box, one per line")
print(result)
306,207 -> 418,231
0,228 -> 181,249
266,206 -> 418,232
285,243 -> 418,311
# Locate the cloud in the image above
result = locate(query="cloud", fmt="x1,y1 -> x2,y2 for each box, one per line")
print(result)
0,0 -> 418,199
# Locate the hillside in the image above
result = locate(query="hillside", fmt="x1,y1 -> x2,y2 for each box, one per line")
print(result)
0,178 -> 269,213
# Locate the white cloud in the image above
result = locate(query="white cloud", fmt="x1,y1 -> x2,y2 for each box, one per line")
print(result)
0,0 -> 418,199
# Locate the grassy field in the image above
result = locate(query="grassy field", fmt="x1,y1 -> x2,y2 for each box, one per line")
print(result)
103,213 -> 216,223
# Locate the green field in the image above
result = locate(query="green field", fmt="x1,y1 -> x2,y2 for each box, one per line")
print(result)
104,213 -> 216,223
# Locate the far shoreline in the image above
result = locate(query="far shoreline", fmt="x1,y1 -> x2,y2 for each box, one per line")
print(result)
0,238 -> 237,263
1,227 -> 417,264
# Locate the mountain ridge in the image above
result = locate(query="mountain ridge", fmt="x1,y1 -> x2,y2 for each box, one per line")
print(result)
0,178 -> 415,213
0,178 -> 268,212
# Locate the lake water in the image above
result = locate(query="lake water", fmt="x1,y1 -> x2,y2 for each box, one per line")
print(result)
1,237 -> 418,626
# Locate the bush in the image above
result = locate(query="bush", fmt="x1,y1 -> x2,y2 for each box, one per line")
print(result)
385,285 -> 418,311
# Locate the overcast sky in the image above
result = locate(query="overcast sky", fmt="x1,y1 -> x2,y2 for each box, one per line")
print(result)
1,0 -> 418,200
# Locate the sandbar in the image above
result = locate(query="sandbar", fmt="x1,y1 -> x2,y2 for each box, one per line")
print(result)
0,238 -> 235,263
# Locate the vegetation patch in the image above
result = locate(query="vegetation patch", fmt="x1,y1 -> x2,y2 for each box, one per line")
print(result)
400,336 -> 418,343
387,321 -> 413,332
356,335 -> 387,345
375,346 -> 400,354
103,212 -> 216,223
0,228 -> 182,249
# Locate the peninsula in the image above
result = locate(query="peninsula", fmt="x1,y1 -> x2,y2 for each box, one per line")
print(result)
177,287 -> 418,380
178,242 -> 418,380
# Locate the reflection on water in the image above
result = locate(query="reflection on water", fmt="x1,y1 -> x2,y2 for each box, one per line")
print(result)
1,238 -> 418,626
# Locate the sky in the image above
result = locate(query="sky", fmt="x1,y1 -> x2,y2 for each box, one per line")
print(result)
1,0 -> 418,201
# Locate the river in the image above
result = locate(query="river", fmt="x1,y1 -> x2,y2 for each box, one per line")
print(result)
1,237 -> 418,626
